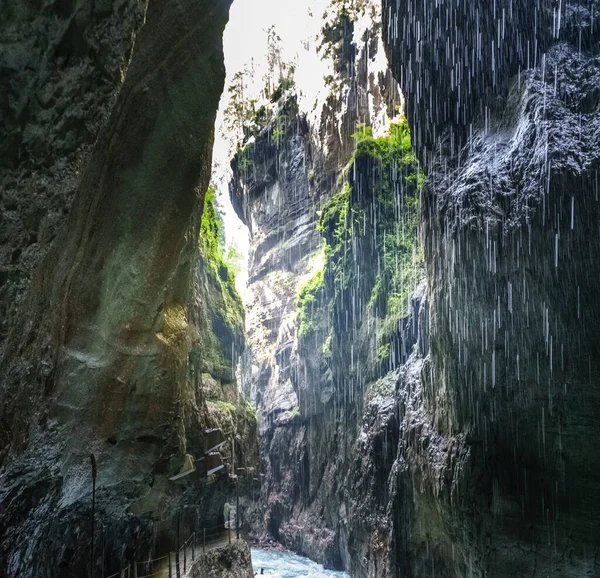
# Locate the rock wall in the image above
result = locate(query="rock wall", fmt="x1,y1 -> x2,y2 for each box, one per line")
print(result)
229,1 -> 424,570
0,0 -> 146,351
191,542 -> 254,578
0,1 -> 257,576
382,0 -> 600,576
233,1 -> 600,576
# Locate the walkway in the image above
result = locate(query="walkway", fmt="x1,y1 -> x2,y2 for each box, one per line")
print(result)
105,529 -> 238,578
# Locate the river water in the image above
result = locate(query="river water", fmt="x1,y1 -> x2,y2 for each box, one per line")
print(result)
251,548 -> 350,577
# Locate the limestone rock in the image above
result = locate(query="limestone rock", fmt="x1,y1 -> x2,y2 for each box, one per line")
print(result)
190,541 -> 254,578
0,1 -> 242,576
383,0 -> 600,575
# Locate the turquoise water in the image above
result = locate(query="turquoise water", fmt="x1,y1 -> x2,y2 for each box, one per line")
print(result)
251,548 -> 349,577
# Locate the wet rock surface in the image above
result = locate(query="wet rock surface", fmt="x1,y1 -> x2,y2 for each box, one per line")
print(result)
0,1 -> 260,576
191,541 -> 254,578
0,0 -> 146,351
2,0 -> 598,576
236,1 -> 600,576
382,0 -> 600,575
230,2 -> 417,569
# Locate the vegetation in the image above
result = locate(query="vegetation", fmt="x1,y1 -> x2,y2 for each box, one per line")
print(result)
270,78 -> 295,103
264,26 -> 296,102
351,120 -> 424,341
224,26 -> 296,152
200,187 -> 242,295
271,113 -> 289,146
296,118 -> 424,369
318,0 -> 363,79
296,268 -> 325,340
225,68 -> 257,141
196,186 -> 245,380
210,398 -> 256,423
212,400 -> 237,415
243,399 -> 257,422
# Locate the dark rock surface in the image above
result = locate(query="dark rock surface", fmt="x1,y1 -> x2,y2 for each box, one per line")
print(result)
235,1 -> 600,576
229,0 -> 416,565
0,1 -> 259,577
190,541 -> 254,578
0,0 -> 146,350
382,0 -> 600,575
230,92 -> 330,556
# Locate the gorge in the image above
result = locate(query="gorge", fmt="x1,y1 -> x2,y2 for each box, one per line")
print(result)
1,0 -> 599,577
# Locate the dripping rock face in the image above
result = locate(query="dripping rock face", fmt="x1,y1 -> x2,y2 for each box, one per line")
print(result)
1,0 -> 600,576
382,0 -> 600,576
233,0 -> 600,576
229,1 -> 423,572
0,1 -> 259,577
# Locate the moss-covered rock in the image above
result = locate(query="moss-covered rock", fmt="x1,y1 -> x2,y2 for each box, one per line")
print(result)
191,186 -> 245,383
297,118 -> 424,375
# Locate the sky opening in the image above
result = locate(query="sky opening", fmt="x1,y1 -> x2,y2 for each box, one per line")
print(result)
211,0 -> 330,301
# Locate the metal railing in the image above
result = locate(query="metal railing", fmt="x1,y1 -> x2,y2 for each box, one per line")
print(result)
101,522 -> 239,578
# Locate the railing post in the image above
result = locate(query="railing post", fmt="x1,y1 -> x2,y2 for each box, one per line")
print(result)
168,552 -> 172,578
101,526 -> 105,578
236,476 -> 240,541
192,532 -> 195,561
133,562 -> 137,578
120,569 -> 125,578
176,512 -> 181,578
184,544 -> 187,573
228,513 -> 231,545
203,528 -> 206,554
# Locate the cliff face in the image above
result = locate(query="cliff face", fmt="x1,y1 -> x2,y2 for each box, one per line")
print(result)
230,93 -> 332,555
0,1 -> 257,576
232,0 -> 600,576
229,0 -> 422,570
0,0 -> 146,351
382,1 -> 600,576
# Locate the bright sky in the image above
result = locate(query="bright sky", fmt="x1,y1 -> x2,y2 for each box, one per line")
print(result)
215,0 -> 329,160
224,0 -> 324,74
212,0 -> 329,301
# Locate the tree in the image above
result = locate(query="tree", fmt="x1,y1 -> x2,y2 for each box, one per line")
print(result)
263,26 -> 296,102
224,65 -> 256,141
264,25 -> 283,99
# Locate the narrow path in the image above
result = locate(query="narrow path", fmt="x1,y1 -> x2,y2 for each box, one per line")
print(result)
152,529 -> 237,578
105,530 -> 239,578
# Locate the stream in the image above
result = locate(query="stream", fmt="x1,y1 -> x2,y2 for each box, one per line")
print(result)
251,548 -> 350,577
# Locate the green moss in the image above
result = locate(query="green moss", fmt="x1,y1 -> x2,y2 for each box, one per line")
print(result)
212,400 -> 237,414
196,186 -> 245,380
200,187 -> 222,261
377,343 -> 390,363
290,406 -> 300,418
270,114 -> 289,145
243,399 -> 257,422
296,118 -> 424,370
296,267 -> 325,340
211,398 -> 256,421
200,187 -> 244,325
